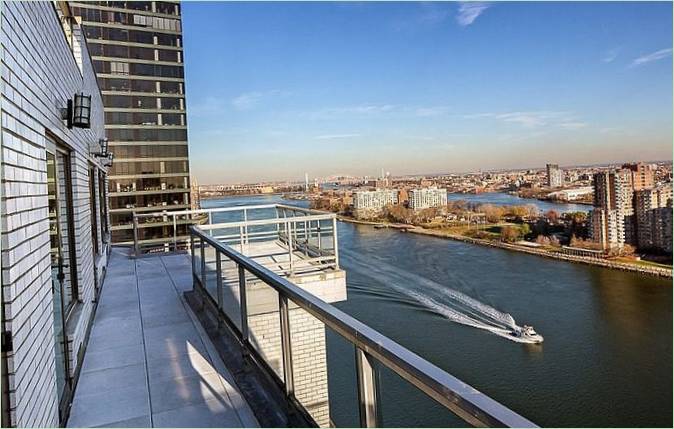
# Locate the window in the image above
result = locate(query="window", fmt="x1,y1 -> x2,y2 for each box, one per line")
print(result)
89,166 -> 99,257
110,61 -> 129,75
98,170 -> 109,241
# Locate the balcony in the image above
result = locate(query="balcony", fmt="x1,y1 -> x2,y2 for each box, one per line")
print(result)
68,205 -> 536,427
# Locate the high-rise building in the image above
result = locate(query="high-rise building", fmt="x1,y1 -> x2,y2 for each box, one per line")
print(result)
71,1 -> 191,246
590,170 -> 634,249
634,184 -> 673,252
546,163 -> 563,188
623,162 -> 655,191
408,187 -> 448,210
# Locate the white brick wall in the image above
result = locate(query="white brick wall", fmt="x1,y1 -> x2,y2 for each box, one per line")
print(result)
1,2 -> 108,427
248,308 -> 331,427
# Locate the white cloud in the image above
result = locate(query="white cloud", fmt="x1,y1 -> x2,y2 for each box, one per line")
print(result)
230,89 -> 290,111
314,133 -> 362,140
601,47 -> 620,63
415,106 -> 449,117
631,48 -> 672,67
559,122 -> 588,130
456,2 -> 490,27
462,111 -> 585,129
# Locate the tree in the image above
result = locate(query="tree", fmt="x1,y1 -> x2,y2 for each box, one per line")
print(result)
544,209 -> 559,224
479,204 -> 505,223
500,225 -> 521,242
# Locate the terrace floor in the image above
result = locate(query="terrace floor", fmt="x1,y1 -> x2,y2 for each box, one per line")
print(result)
66,247 -> 259,428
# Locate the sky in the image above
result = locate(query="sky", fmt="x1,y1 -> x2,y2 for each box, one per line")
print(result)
182,1 -> 673,185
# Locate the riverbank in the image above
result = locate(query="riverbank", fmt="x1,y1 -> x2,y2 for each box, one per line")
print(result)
338,217 -> 672,279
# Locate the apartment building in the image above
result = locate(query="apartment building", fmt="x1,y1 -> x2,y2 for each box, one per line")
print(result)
590,170 -> 634,249
70,1 -> 191,248
352,189 -> 398,219
408,187 -> 448,210
623,162 -> 655,191
1,2 -> 111,426
546,163 -> 563,188
634,184 -> 673,252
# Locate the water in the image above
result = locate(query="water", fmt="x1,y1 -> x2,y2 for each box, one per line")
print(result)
447,192 -> 590,213
202,194 -> 672,427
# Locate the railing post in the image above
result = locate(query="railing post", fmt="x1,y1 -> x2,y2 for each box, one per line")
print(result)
317,220 -> 322,253
356,347 -> 380,428
332,217 -> 339,269
279,295 -> 294,397
239,225 -> 244,252
286,221 -> 293,275
173,215 -> 178,251
208,212 -> 213,236
238,265 -> 249,350
216,251 -> 223,316
200,240 -> 206,285
190,232 -> 195,279
133,213 -> 140,257
243,208 -> 248,245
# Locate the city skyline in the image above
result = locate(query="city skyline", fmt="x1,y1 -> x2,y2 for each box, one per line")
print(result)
184,1 -> 673,184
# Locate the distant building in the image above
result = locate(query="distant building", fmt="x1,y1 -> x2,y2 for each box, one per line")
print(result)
591,170 -> 634,249
623,162 -> 655,191
408,188 -> 448,210
352,189 -> 398,219
547,187 -> 593,201
546,163 -> 563,188
634,184 -> 673,252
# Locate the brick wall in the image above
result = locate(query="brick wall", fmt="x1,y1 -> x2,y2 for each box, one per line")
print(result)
1,1 -> 108,426
248,308 -> 331,427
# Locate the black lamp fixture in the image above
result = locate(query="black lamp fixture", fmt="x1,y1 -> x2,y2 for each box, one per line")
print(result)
61,93 -> 92,129
92,138 -> 109,157
102,152 -> 114,167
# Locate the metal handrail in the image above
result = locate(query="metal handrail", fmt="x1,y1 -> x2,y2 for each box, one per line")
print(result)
131,204 -> 336,257
190,225 -> 537,428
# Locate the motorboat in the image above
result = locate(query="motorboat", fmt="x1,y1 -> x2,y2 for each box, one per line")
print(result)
511,325 -> 544,343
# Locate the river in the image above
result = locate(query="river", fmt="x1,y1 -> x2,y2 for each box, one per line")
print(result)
447,192 -> 591,213
201,195 -> 672,427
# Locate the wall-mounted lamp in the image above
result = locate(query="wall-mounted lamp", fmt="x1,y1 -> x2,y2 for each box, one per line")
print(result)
92,138 -> 109,157
61,93 -> 92,129
102,152 -> 114,167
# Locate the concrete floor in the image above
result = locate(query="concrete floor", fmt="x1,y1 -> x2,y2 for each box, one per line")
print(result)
67,248 -> 259,428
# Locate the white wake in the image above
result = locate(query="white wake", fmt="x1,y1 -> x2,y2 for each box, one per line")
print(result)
341,251 -> 538,343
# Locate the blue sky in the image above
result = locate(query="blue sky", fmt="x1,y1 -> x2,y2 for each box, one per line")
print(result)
182,1 -> 673,184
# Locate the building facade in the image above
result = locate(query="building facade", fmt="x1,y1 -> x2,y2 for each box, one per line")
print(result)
1,2 -> 111,426
546,163 -> 563,188
634,184 -> 673,252
408,187 -> 448,210
623,162 -> 655,191
591,170 -> 634,249
70,1 -> 191,247
352,189 -> 398,219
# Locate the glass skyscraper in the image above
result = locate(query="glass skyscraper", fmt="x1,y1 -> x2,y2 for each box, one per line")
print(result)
72,1 -> 191,246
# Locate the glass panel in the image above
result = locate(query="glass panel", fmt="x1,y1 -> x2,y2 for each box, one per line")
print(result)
201,240 -> 218,302
325,328 -> 359,428
55,150 -> 76,308
289,305 -> 332,427
377,362 -> 468,427
47,151 -> 69,403
246,279 -> 284,381
218,255 -> 242,332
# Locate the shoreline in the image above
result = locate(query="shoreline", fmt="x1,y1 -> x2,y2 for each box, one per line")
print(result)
337,216 -> 672,279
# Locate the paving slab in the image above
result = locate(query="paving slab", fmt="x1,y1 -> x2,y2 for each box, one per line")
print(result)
67,251 -> 259,428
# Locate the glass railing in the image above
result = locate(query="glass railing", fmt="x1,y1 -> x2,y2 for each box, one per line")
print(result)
188,217 -> 537,428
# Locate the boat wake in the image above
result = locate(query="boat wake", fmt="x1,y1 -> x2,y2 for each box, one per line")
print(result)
341,251 -> 540,344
